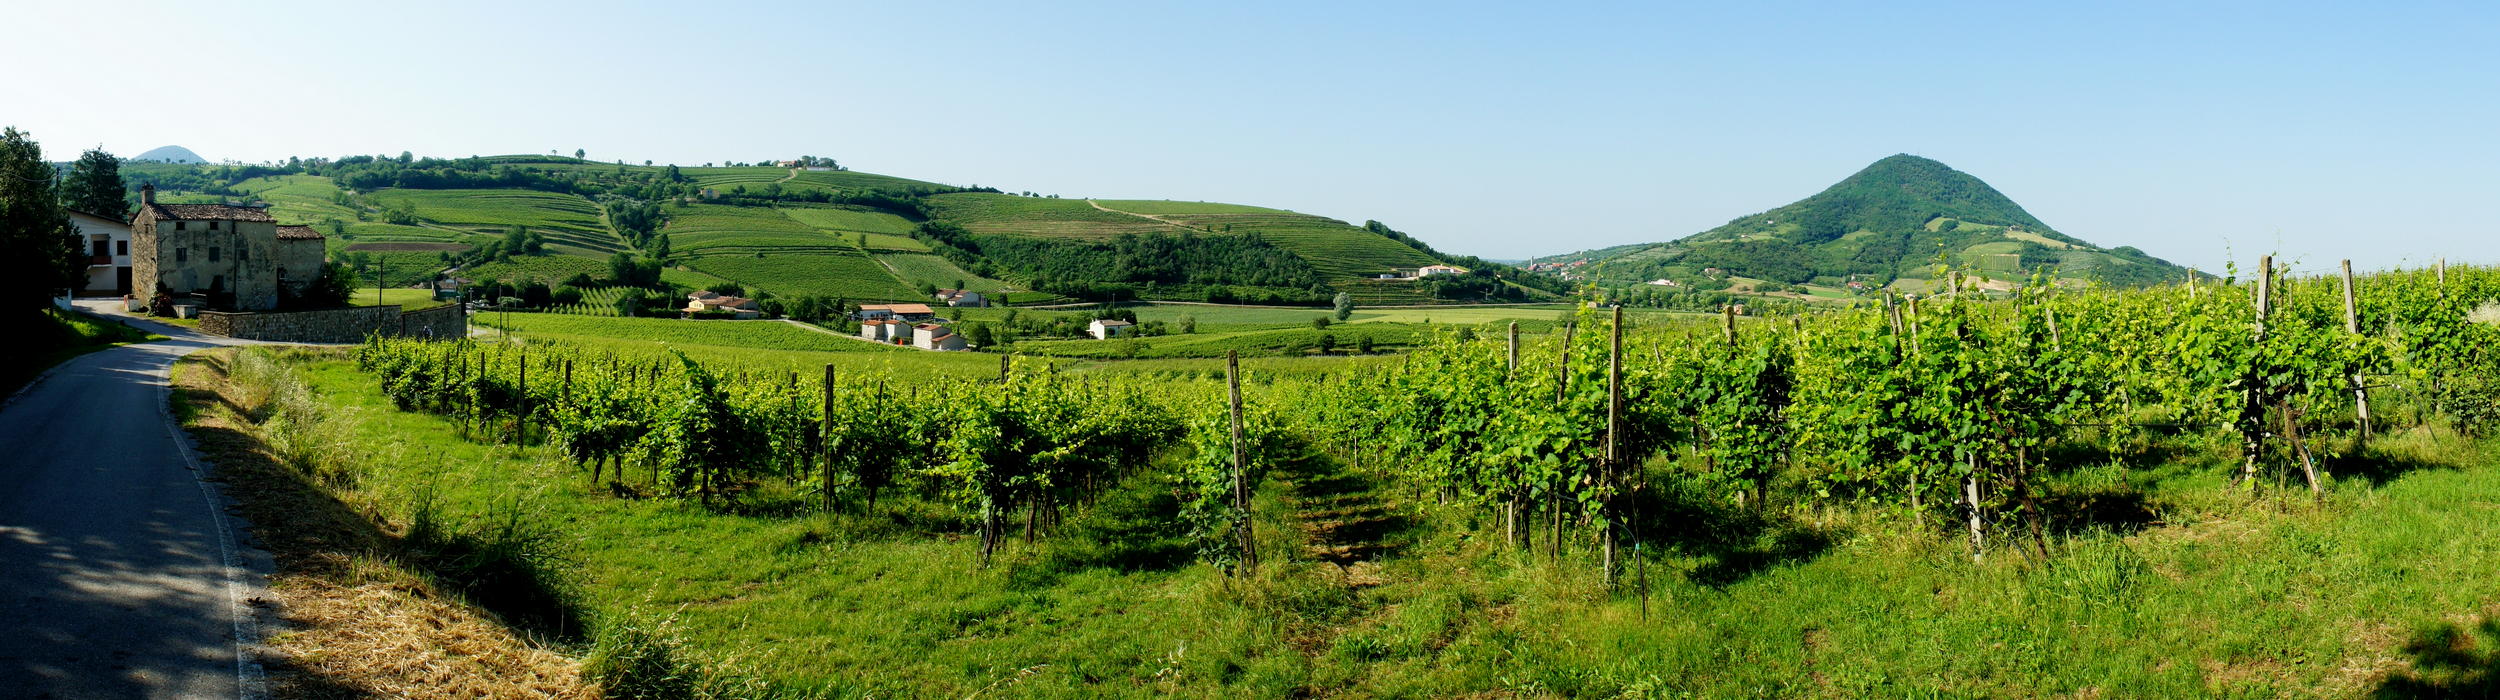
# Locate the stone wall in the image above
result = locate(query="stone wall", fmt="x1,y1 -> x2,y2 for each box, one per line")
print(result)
198,304 -> 467,344
395,304 -> 467,340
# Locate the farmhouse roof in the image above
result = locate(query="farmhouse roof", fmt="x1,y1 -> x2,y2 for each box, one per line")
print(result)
867,303 -> 934,315
690,290 -> 721,300
915,323 -> 945,331
67,209 -> 128,225
276,225 -> 325,240
1093,319 -> 1132,327
143,202 -> 276,223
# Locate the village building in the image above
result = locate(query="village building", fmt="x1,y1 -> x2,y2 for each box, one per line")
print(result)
912,323 -> 967,351
1645,278 -> 1679,287
1415,264 -> 1469,277
933,288 -> 988,308
858,318 -> 908,342
130,185 -> 325,311
684,290 -> 763,318
1088,318 -> 1133,339
69,209 -> 132,295
857,303 -> 937,322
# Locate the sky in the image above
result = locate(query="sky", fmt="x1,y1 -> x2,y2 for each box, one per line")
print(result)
6,0 -> 2495,274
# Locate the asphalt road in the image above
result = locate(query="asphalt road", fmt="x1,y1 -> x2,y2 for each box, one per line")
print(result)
0,302 -> 270,699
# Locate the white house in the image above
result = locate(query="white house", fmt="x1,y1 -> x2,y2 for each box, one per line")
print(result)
1415,264 -> 1469,277
913,323 -> 967,351
933,288 -> 988,308
1088,319 -> 1133,339
859,318 -> 906,342
69,209 -> 132,295
1646,278 -> 1679,287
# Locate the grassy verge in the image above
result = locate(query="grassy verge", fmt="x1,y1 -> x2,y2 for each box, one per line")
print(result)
0,308 -> 160,396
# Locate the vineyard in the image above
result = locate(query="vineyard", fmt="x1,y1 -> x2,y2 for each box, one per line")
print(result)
325,260 -> 2500,695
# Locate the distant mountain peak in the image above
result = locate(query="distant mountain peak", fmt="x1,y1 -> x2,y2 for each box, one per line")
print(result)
1568,154 -> 2190,288
134,145 -> 205,164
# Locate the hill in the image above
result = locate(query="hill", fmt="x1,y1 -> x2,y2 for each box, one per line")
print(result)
133,145 -> 205,163
119,155 -> 1554,306
1563,155 -> 2193,293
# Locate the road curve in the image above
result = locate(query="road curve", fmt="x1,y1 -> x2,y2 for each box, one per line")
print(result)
0,302 -> 273,699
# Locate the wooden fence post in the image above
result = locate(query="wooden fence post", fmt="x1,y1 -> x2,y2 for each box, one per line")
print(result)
515,351 -> 527,445
1225,350 -> 1255,572
2439,257 -> 2447,287
1723,305 -> 1737,346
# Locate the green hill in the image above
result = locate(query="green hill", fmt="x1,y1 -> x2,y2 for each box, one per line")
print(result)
121,155 -> 1539,306
1569,154 -> 2194,291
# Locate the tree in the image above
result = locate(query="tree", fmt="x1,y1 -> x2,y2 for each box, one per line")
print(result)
1317,333 -> 1338,354
1333,291 -> 1355,322
575,149 -> 586,160
967,323 -> 996,348
0,128 -> 81,310
292,261 -> 356,308
1311,317 -> 1332,329
61,148 -> 127,217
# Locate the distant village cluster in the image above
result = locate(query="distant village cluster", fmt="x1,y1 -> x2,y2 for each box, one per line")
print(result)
682,285 -> 1131,353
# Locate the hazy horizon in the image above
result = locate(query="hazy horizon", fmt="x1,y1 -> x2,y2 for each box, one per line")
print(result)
10,0 -> 2495,276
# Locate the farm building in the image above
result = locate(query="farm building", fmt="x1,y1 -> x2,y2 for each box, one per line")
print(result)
859,318 -> 908,342
1646,278 -> 1679,287
69,209 -> 131,295
1415,264 -> 1469,277
933,289 -> 987,308
131,185 -> 325,312
913,323 -> 967,351
684,291 -> 762,318
1088,319 -> 1133,340
858,303 -> 937,322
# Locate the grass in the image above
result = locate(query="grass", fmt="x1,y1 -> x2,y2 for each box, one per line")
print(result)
925,193 -> 1183,240
0,308 -> 159,396
682,251 -> 920,301
1087,200 -> 1292,216
663,204 -> 846,254
777,206 -> 919,236
877,253 -> 1012,294
350,287 -> 449,310
461,255 -> 611,285
242,338 -> 2500,697
476,313 -> 898,354
1008,323 -> 1431,359
365,189 -> 610,239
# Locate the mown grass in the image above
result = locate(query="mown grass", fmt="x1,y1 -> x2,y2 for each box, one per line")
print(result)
477,314 -> 894,354
350,287 -> 448,310
1008,323 -> 1430,359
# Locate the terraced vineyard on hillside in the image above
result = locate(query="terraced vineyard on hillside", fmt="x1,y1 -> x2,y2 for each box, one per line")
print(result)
926,193 -> 1184,240
364,189 -> 623,253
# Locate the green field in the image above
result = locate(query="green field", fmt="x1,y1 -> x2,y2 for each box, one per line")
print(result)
683,251 -> 919,300
1087,199 -> 1293,216
778,206 -> 919,236
925,193 -> 1183,240
231,175 -> 360,225
349,287 -> 448,310
1009,323 -> 1430,359
661,204 -> 846,253
459,255 -> 609,285
787,169 -> 950,193
365,189 -> 621,253
877,253 -> 1011,294
477,313 -> 887,353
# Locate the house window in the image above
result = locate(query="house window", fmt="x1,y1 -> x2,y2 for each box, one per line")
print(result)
209,221 -> 220,231
209,247 -> 220,262
175,222 -> 186,231
211,275 -> 224,291
92,240 -> 108,257
175,247 -> 187,262
115,240 -> 127,255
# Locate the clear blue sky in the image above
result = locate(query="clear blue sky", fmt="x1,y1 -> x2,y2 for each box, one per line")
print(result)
10,0 -> 2495,274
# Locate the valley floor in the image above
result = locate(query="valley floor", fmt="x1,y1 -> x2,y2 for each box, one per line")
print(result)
193,347 -> 2500,698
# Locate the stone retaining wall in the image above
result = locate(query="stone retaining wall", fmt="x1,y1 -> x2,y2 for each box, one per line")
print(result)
197,304 -> 466,344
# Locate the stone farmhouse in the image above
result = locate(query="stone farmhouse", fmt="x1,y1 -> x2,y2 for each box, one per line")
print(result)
912,323 -> 966,351
130,185 -> 325,311
933,288 -> 987,308
684,291 -> 762,318
1088,319 -> 1133,339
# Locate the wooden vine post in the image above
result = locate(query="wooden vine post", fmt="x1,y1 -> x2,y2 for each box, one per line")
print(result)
1550,322 -> 1573,556
1225,350 -> 1256,572
1506,321 -> 1519,376
2343,260 -> 2371,443
1602,305 -> 1623,586
822,364 -> 837,513
514,351 -> 527,445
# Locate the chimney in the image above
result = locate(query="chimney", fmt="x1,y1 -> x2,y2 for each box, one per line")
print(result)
140,184 -> 155,205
